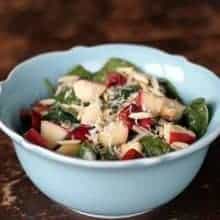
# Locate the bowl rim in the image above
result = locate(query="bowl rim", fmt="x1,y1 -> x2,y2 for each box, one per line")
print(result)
1,43 -> 220,169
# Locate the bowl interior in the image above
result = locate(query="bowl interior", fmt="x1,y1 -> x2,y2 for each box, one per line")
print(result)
1,44 -> 220,142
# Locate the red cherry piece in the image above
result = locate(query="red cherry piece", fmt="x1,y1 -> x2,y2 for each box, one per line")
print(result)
170,132 -> 196,144
122,149 -> 143,160
24,128 -> 48,147
106,72 -> 127,87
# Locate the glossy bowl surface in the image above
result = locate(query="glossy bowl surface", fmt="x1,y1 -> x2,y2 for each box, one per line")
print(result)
1,44 -> 220,218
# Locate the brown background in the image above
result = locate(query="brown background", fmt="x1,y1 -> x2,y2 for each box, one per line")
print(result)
0,1 -> 220,219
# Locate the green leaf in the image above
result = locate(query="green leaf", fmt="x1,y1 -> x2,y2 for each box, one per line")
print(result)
159,78 -> 183,103
119,84 -> 141,99
101,148 -> 118,160
78,144 -> 97,160
68,65 -> 92,80
140,135 -> 171,157
44,79 -> 55,95
54,88 -> 80,105
106,84 -> 141,110
43,106 -> 78,124
93,58 -> 141,82
184,98 -> 209,137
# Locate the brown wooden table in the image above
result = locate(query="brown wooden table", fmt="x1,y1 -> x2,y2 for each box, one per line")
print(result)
0,1 -> 220,219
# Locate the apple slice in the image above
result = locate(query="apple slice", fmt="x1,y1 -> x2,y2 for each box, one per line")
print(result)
56,143 -> 81,156
24,128 -> 48,147
160,98 -> 185,121
73,80 -> 106,102
81,102 -> 102,125
41,121 -> 68,149
138,90 -> 164,115
121,149 -> 143,160
106,72 -> 127,87
39,98 -> 55,106
68,124 -> 91,141
99,121 -> 128,147
138,90 -> 185,121
120,141 -> 143,159
163,123 -> 196,144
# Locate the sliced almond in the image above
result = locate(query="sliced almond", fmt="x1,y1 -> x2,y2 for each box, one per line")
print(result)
58,75 -> 80,84
170,142 -> 189,150
57,139 -> 81,145
116,67 -> 149,84
60,103 -> 82,112
129,112 -> 152,120
39,98 -> 55,106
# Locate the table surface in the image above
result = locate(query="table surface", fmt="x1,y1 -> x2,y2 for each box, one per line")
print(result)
0,1 -> 220,219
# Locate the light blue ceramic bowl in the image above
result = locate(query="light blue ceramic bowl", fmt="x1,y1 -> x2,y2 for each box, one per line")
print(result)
1,44 -> 220,219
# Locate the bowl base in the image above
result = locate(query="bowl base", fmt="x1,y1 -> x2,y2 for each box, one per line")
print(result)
71,208 -> 153,219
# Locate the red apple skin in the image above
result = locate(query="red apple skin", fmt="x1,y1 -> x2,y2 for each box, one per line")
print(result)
106,72 -> 127,87
169,132 -> 196,144
20,109 -> 41,131
135,91 -> 142,108
119,104 -> 141,129
31,110 -> 41,131
138,118 -> 154,129
24,128 -> 48,147
68,125 -> 91,141
122,149 -> 143,160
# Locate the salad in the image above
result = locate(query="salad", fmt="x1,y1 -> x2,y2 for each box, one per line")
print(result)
20,58 -> 210,161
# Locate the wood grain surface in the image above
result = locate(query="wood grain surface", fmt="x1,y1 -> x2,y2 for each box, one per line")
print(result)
0,1 -> 220,219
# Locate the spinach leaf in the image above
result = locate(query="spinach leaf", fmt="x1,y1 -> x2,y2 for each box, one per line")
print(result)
68,65 -> 92,80
184,98 -> 209,137
107,84 -> 140,110
101,148 -> 118,160
78,143 -> 97,160
159,78 -> 183,103
43,106 -> 78,124
140,135 -> 171,157
54,88 -> 80,105
119,84 -> 141,99
93,58 -> 140,82
44,79 -> 55,96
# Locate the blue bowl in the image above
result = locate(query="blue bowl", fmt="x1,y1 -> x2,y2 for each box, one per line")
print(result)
1,44 -> 220,219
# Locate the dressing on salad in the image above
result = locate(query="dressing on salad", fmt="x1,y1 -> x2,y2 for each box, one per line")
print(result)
20,58 -> 210,160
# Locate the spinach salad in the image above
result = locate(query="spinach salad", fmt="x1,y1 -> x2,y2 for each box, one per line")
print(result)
20,58 -> 210,160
